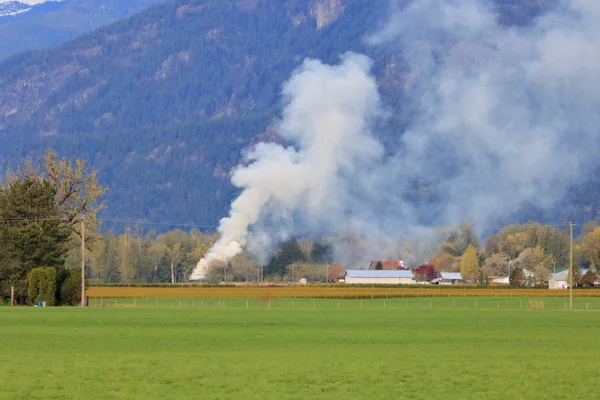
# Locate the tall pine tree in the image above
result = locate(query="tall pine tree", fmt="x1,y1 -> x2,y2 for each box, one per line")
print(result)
265,238 -> 307,277
0,178 -> 70,303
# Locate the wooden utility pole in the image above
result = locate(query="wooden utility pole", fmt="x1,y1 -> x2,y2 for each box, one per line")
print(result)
171,261 -> 175,284
81,215 -> 86,307
10,286 -> 14,307
569,222 -> 573,311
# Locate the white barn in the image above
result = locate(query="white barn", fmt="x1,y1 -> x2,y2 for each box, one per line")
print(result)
548,268 -> 590,289
344,270 -> 414,285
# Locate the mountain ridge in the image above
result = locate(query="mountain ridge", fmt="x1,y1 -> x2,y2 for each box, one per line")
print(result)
2,0 -> 597,231
0,0 -> 167,60
0,1 -> 33,17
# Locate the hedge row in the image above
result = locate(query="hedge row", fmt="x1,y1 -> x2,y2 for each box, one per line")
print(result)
25,267 -> 83,306
28,267 -> 57,306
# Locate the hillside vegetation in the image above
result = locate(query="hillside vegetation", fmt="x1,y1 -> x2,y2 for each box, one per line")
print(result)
1,0 -> 592,227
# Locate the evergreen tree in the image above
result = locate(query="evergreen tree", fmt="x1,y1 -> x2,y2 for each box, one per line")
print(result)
265,238 -> 306,277
0,178 -> 70,303
59,269 -> 85,306
27,267 -> 57,306
458,222 -> 481,255
310,241 -> 333,264
375,261 -> 383,270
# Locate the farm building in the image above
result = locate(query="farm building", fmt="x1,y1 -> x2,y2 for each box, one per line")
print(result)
344,270 -> 414,285
548,268 -> 594,289
368,260 -> 408,270
492,276 -> 510,284
431,272 -> 464,285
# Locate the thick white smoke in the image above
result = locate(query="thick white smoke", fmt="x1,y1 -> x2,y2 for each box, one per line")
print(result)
192,0 -> 600,278
191,53 -> 383,279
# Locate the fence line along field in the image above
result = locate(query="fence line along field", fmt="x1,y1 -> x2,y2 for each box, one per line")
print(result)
86,286 -> 600,299
86,296 -> 600,312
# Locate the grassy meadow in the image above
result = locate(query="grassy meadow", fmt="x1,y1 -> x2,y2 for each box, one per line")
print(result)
1,298 -> 599,399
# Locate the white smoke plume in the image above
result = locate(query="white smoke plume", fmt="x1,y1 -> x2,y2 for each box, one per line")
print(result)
191,53 -> 383,279
368,0 -> 600,227
192,0 -> 600,278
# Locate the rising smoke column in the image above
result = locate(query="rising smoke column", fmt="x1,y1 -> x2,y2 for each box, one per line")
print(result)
191,53 -> 383,279
192,0 -> 600,278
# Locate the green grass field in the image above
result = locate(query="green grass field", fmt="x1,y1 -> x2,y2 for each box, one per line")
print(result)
2,298 -> 599,399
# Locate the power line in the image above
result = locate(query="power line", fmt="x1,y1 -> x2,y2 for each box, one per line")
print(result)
101,216 -> 220,229
0,214 -> 338,232
0,216 -> 65,222
0,214 -> 584,233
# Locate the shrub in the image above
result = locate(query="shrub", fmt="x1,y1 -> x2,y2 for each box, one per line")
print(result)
60,269 -> 84,306
28,267 -> 57,306
580,270 -> 598,288
478,271 -> 490,288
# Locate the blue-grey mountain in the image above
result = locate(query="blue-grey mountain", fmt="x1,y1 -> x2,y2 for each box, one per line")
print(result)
0,0 -> 167,61
1,0 -> 594,231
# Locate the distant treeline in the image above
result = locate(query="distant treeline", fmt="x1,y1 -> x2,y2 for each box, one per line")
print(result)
86,220 -> 600,289
3,151 -> 600,307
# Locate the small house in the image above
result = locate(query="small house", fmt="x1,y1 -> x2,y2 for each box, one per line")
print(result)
431,272 -> 464,285
344,270 -> 414,285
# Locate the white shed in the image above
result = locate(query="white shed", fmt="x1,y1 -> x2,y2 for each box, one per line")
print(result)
492,276 -> 510,284
548,268 -> 590,289
431,272 -> 464,285
344,270 -> 414,285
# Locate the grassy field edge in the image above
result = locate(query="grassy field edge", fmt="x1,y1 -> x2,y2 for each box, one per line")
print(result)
85,286 -> 600,298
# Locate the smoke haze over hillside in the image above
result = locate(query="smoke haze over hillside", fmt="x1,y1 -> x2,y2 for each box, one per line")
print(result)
368,0 -> 600,227
192,0 -> 600,276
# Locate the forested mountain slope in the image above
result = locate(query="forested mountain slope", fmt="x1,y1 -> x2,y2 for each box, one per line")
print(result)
2,0 -> 594,230
0,0 -> 392,227
0,0 -> 168,60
